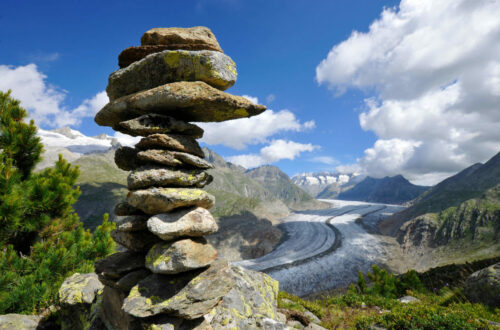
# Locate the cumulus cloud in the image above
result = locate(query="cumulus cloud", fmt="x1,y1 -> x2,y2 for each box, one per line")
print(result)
0,64 -> 108,127
199,109 -> 315,149
227,139 -> 319,168
317,0 -> 500,184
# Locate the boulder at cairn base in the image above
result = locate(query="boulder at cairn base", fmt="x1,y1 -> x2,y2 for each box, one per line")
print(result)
137,149 -> 213,169
136,133 -> 204,158
147,206 -> 218,241
145,238 -> 218,274
128,166 -> 212,190
118,113 -> 204,138
127,187 -> 215,214
123,260 -> 234,319
94,81 -> 266,127
141,26 -> 223,52
107,50 -> 236,101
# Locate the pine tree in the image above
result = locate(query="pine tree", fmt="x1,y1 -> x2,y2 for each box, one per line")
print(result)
0,90 -> 115,314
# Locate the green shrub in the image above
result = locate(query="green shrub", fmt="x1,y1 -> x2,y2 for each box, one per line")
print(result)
0,91 -> 115,314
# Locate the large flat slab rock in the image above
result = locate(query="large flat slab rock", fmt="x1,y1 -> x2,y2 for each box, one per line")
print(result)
127,187 -> 215,215
95,251 -> 145,279
107,50 -> 236,101
118,114 -> 204,138
123,260 -> 234,319
95,81 -> 266,127
145,238 -> 218,274
147,207 -> 218,241
128,166 -> 212,190
137,149 -> 213,169
141,26 -> 223,52
136,133 -> 204,158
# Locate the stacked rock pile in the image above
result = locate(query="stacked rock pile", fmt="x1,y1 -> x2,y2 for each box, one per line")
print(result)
92,27 -> 268,329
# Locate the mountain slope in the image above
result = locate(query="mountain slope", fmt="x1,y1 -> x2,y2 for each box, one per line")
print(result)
291,172 -> 358,197
335,175 -> 429,204
245,165 -> 329,210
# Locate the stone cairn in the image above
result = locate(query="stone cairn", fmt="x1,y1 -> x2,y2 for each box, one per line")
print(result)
92,27 -> 271,329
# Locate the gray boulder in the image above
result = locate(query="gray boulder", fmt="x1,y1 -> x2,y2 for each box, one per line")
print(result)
147,207 -> 218,241
464,262 -> 500,307
145,238 -> 218,274
0,314 -> 41,330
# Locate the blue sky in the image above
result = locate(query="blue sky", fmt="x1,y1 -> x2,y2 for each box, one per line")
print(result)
1,0 -> 500,185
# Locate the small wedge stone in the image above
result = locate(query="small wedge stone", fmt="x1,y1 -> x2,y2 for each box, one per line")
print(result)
107,50 -> 236,100
95,251 -> 145,279
118,114 -> 203,138
136,133 -> 204,158
94,81 -> 266,127
113,215 -> 148,232
114,146 -> 141,171
127,166 -> 212,190
147,207 -> 218,241
145,238 -> 218,274
123,260 -> 234,319
137,149 -> 213,169
127,187 -> 215,215
111,230 -> 161,252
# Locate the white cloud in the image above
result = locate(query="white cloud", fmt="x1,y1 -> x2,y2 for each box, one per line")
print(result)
241,94 -> 259,104
199,109 -> 315,149
309,156 -> 337,165
227,139 -> 319,168
0,64 -> 107,127
316,0 -> 500,184
266,93 -> 276,104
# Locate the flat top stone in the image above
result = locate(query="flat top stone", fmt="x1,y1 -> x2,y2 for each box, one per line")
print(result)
141,26 -> 222,53
94,81 -> 266,127
135,133 -> 204,158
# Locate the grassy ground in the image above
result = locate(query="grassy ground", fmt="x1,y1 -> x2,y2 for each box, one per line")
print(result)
278,260 -> 500,329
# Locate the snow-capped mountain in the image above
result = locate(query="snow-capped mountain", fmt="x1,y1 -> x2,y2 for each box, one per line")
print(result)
291,171 -> 361,197
36,127 -> 139,170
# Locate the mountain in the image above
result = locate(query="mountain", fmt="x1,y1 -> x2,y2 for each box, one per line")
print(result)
245,166 -> 329,211
291,171 -> 359,197
381,151 -> 500,269
335,175 -> 429,204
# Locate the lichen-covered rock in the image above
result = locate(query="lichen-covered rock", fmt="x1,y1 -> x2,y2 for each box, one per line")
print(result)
94,81 -> 266,127
107,50 -> 236,101
137,149 -> 213,170
58,273 -> 104,330
0,314 -> 41,330
464,262 -> 500,307
113,215 -> 149,232
145,238 -> 218,274
111,230 -> 161,252
123,260 -> 234,319
127,187 -> 215,215
136,133 -> 204,158
100,286 -> 141,330
147,207 -> 218,241
118,114 -> 204,138
141,27 -> 223,52
114,202 -> 146,216
95,251 -> 145,279
209,266 -> 280,329
138,314 -> 211,330
59,273 -> 104,305
114,146 -> 142,171
128,166 -> 212,190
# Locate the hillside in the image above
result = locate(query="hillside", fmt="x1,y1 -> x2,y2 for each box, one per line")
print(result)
335,175 -> 429,205
381,151 -> 500,269
246,165 -> 329,210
